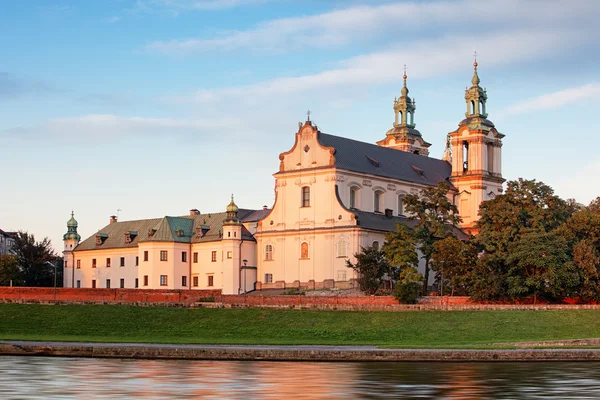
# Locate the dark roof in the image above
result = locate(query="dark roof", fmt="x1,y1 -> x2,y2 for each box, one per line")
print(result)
318,132 -> 451,187
74,209 -> 259,251
242,209 -> 271,222
353,210 -> 468,240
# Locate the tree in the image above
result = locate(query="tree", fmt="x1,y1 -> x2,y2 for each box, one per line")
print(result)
383,223 -> 418,283
505,232 -> 578,304
12,232 -> 61,287
572,240 -> 600,301
394,266 -> 424,304
0,254 -> 21,286
402,181 -> 462,295
430,236 -> 478,296
346,246 -> 389,295
589,197 -> 600,214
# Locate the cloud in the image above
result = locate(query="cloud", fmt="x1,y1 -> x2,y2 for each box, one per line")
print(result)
105,16 -> 121,23
553,161 -> 600,205
144,0 -> 599,54
165,28 -> 581,105
499,83 -> 600,117
134,0 -> 270,15
0,114 -> 249,143
0,72 -> 59,101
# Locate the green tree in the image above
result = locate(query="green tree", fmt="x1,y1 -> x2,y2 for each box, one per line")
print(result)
505,232 -> 578,304
346,246 -> 389,295
572,240 -> 600,301
402,181 -> 461,295
383,223 -> 418,281
430,236 -> 478,296
0,254 -> 22,286
12,232 -> 61,287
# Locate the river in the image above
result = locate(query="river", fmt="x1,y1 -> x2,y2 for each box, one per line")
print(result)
1,356 -> 599,399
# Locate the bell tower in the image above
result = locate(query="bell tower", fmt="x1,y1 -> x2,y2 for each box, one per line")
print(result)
377,67 -> 431,155
448,60 -> 505,234
63,211 -> 81,288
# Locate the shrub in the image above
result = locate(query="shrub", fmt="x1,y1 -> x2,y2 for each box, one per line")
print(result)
395,282 -> 422,304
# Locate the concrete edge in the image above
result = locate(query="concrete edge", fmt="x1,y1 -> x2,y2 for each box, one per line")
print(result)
2,343 -> 600,362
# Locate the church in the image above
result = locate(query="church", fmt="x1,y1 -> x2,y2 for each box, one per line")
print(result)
63,62 -> 505,294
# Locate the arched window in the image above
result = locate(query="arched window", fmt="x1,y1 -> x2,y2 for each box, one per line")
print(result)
337,240 -> 348,258
350,186 -> 359,209
265,244 -> 273,261
301,186 -> 310,207
462,141 -> 469,172
397,195 -> 404,216
487,143 -> 494,173
398,110 -> 403,124
470,100 -> 475,114
372,241 -> 380,250
374,190 -> 384,213
301,242 -> 309,259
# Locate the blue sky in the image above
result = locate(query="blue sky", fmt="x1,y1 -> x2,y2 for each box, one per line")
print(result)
2,0 -> 599,253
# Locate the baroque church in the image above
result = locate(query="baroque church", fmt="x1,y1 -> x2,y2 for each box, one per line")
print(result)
63,62 -> 505,294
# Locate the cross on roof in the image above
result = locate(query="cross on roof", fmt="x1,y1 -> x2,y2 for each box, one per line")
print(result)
306,110 -> 311,121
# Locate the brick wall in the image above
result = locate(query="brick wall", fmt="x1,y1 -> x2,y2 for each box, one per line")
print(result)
0,287 -> 221,305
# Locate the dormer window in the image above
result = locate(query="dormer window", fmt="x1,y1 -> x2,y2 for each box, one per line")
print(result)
95,233 -> 108,246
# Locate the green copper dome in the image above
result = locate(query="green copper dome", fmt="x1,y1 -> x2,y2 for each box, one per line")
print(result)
63,211 -> 81,241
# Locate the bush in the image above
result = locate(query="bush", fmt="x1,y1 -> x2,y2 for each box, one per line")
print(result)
395,282 -> 422,304
282,288 -> 305,296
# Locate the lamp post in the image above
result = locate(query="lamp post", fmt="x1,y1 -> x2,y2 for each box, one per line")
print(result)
440,260 -> 445,306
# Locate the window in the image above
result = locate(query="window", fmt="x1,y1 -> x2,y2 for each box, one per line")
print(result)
106,258 -> 111,268
301,186 -> 310,207
211,251 -> 217,262
135,278 -> 139,288
160,275 -> 168,286
193,252 -> 198,263
264,273 -> 273,283
135,256 -> 139,266
227,251 -> 232,259
337,270 -> 347,281
182,252 -> 187,262
374,190 -> 383,213
120,278 -> 125,288
193,276 -> 199,287
92,280 -> 96,289
207,275 -> 214,287
76,280 -> 81,288
76,259 -> 80,269
160,251 -> 168,261
143,251 -> 148,262
143,275 -> 148,286
106,279 -> 111,289
300,242 -> 309,259
265,245 -> 273,261
120,257 -> 125,267
182,276 -> 187,287
64,260 -> 68,268
350,187 -> 358,209
92,258 -> 97,268
397,196 -> 404,216
372,241 -> 380,250
337,240 -> 347,258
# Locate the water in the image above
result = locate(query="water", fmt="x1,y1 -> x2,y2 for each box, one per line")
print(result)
1,356 -> 600,399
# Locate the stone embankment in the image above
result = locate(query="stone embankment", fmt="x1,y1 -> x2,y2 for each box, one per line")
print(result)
1,288 -> 599,311
2,341 -> 600,362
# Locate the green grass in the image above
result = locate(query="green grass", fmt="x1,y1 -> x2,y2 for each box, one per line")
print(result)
0,304 -> 599,348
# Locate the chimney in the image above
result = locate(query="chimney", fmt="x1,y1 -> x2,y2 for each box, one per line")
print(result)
384,208 -> 393,218
190,208 -> 200,216
110,215 -> 117,224
263,205 -> 268,210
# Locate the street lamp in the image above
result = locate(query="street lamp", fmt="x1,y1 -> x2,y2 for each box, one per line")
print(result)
45,261 -> 58,302
242,259 -> 248,295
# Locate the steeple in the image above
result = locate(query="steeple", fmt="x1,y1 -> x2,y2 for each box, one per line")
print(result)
63,211 -> 81,242
464,54 -> 488,118
377,66 -> 431,156
224,194 -> 241,226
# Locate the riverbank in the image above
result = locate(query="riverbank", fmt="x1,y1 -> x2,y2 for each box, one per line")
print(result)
1,304 -> 600,349
2,341 -> 600,361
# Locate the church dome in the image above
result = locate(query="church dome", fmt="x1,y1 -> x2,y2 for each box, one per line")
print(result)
67,212 -> 78,228
63,211 -> 81,241
226,195 -> 238,213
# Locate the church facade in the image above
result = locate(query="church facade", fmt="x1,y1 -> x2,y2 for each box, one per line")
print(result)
63,63 -> 504,293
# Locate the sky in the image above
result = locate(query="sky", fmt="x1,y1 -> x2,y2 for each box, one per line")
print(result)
1,0 -> 599,253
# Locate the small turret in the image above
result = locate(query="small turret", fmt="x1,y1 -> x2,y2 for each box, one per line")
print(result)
63,211 -> 81,246
224,194 -> 241,226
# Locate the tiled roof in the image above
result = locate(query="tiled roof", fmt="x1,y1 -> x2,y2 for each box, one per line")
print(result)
242,209 -> 270,222
74,209 -> 258,251
318,132 -> 452,187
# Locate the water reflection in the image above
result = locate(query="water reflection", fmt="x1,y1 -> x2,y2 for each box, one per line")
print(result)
0,356 -> 599,399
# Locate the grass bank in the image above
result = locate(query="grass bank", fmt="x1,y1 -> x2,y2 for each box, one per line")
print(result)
0,304 -> 599,348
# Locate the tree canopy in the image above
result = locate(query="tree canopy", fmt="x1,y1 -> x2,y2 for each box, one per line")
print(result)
7,232 -> 62,287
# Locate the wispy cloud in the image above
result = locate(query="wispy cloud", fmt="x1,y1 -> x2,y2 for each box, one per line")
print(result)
105,16 -> 121,23
144,0 -> 599,54
0,72 -> 59,101
1,114 -> 248,143
165,28 -> 581,105
134,0 -> 270,15
500,83 -> 600,117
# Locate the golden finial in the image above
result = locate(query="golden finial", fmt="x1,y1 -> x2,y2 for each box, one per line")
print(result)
473,51 -> 478,68
403,64 -> 407,80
